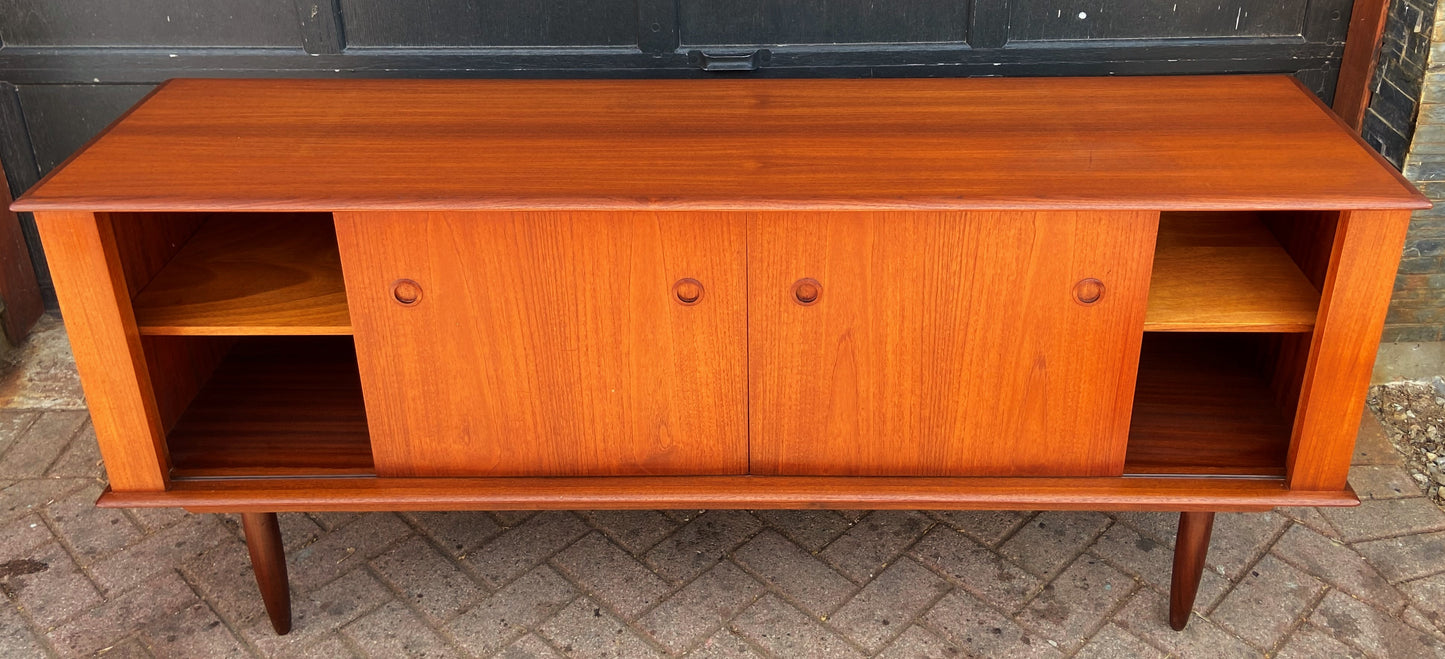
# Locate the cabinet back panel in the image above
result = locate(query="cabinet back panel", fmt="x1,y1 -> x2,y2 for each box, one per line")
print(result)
335,211 -> 748,477
748,211 -> 1158,476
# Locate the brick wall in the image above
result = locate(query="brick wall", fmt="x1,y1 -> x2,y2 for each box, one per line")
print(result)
1364,0 -> 1435,166
1377,0 -> 1445,342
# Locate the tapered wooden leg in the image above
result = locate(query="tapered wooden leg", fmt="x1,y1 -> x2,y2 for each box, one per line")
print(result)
241,513 -> 292,635
1169,511 -> 1215,631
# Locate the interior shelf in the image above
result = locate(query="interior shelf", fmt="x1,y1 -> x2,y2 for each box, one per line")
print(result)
164,334 -> 1292,479
1144,211 -> 1320,333
167,336 -> 373,479
131,210 -> 1312,336
133,213 -> 351,336
1125,333 -> 1291,477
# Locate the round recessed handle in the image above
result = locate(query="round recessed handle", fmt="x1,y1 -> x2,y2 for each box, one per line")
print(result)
1073,278 -> 1105,306
673,278 -> 704,305
392,279 -> 423,306
792,278 -> 822,306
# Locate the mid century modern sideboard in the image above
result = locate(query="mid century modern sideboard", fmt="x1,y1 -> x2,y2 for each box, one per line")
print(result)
11,76 -> 1427,636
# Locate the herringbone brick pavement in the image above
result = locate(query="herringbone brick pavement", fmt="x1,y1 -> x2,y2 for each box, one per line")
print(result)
2,316 -> 1444,658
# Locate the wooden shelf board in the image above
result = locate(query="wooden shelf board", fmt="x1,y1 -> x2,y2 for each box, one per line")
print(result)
133,213 -> 351,336
1145,212 -> 1320,333
166,337 -> 373,478
1126,333 -> 1291,477
161,330 -> 1294,483
98,476 -> 1355,513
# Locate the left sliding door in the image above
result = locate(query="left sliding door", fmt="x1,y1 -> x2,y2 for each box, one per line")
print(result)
335,211 -> 748,477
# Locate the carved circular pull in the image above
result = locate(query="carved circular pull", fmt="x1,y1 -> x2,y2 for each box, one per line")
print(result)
1073,278 -> 1105,306
392,279 -> 423,306
792,278 -> 822,306
673,278 -> 704,306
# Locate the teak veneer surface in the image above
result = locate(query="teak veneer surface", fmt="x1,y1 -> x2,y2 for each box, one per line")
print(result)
335,211 -> 749,477
1125,334 -> 1291,477
1145,212 -> 1321,332
749,210 -> 1156,476
161,333 -> 1294,480
167,337 -> 373,478
1288,210 -> 1412,491
34,211 -> 172,491
11,77 -> 1427,212
132,213 -> 351,335
96,476 -> 1358,513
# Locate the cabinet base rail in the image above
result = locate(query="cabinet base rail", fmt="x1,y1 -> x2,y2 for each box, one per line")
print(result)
98,476 -> 1359,513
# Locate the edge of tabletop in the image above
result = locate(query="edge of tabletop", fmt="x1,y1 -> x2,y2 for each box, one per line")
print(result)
9,196 -> 1435,214
9,75 -> 1433,214
10,80 -> 176,214
1287,76 -> 1431,209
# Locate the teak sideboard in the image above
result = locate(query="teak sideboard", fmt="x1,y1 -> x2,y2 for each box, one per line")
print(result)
12,76 -> 1428,636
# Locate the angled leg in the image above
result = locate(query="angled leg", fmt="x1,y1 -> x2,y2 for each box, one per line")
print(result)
1169,511 -> 1215,631
241,512 -> 292,635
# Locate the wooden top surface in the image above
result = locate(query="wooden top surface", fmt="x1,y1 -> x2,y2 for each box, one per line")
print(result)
13,76 -> 1428,212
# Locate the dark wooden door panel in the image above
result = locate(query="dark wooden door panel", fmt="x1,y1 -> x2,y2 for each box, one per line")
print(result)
678,0 -> 970,45
1010,0 -> 1311,42
340,0 -> 639,47
0,0 -> 300,47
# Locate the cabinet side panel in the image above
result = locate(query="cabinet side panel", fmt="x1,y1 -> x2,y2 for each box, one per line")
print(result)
748,210 -> 1157,476
109,212 -> 227,430
108,212 -> 209,297
32,211 -> 169,491
143,335 -> 234,432
1287,209 -> 1410,491
1260,210 -> 1339,421
335,211 -> 748,477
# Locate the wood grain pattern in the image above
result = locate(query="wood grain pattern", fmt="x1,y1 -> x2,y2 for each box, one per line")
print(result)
31,211 -> 169,491
1170,511 -> 1215,631
1288,210 -> 1413,491
109,212 -> 209,298
11,77 -> 1427,213
94,476 -> 1359,513
132,213 -> 350,335
1145,212 -> 1320,332
335,211 -> 747,477
167,337 -> 372,479
1262,210 -> 1340,289
106,211 -> 232,430
240,512 -> 292,635
1333,0 -> 1393,131
1126,334 -> 1290,477
749,211 -> 1157,477
1259,211 -> 1342,421
144,335 -> 234,432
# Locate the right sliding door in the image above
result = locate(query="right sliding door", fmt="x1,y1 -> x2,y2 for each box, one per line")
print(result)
748,211 -> 1159,476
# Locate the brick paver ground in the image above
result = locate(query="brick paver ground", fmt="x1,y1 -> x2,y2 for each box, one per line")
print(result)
2,315 -> 1444,658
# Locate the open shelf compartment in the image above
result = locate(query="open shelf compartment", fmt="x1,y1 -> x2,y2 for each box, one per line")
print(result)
1125,332 -> 1294,477
161,336 -> 374,479
1145,211 -> 1320,333
131,212 -> 351,336
128,210 -> 1313,336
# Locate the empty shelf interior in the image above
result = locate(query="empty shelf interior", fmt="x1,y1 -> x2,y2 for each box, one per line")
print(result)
166,336 -> 373,479
132,213 -> 351,336
1145,211 -> 1320,333
1125,333 -> 1292,477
